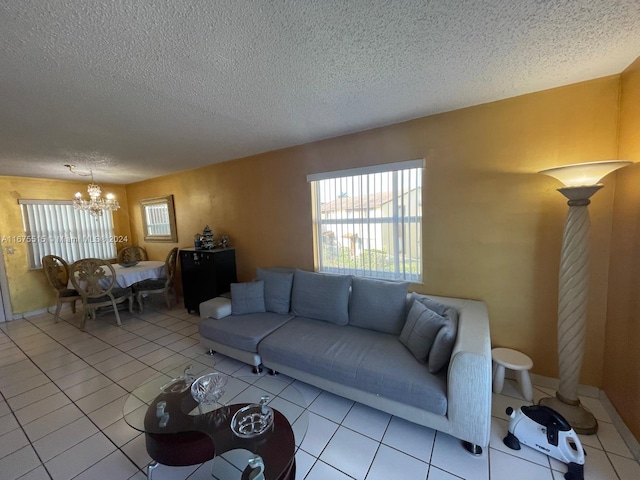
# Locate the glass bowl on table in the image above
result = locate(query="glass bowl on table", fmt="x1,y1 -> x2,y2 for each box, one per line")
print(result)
231,395 -> 274,439
190,372 -> 228,414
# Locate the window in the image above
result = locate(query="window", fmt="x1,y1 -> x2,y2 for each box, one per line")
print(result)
18,200 -> 118,269
308,159 -> 423,282
140,195 -> 178,242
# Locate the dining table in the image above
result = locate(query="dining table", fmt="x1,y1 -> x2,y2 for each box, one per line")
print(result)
108,260 -> 166,288
68,260 -> 166,289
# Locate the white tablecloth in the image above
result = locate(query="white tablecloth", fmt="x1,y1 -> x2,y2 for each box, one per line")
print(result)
109,261 -> 166,288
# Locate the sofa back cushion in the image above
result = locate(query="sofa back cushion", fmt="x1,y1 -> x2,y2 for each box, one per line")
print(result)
256,267 -> 294,314
231,281 -> 266,315
349,277 -> 409,334
291,269 -> 351,325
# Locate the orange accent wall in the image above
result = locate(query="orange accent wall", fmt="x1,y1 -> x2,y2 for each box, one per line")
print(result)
125,75 -> 621,389
605,57 -> 640,441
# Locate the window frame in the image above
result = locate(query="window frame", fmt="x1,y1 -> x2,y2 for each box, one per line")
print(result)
308,159 -> 424,283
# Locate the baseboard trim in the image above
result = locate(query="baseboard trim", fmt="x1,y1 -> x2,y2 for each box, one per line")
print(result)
599,390 -> 640,462
529,372 -> 600,398
11,304 -> 68,320
13,307 -> 49,320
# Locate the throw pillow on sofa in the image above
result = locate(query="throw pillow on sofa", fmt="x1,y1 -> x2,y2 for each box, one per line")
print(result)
408,292 -> 448,315
428,306 -> 458,373
399,300 -> 446,362
231,281 -> 266,315
256,267 -> 294,314
291,269 -> 351,325
349,277 -> 409,334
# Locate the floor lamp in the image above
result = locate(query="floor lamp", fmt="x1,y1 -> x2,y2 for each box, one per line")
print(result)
538,160 -> 631,435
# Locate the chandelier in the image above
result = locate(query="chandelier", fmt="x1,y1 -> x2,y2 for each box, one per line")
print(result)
66,165 -> 120,217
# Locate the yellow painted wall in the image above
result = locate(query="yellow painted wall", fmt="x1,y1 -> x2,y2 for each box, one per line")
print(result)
605,57 -> 640,440
124,75 -> 620,387
0,176 -> 131,314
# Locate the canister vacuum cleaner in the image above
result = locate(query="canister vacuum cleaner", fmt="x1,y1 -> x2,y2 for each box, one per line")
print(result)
503,404 -> 585,480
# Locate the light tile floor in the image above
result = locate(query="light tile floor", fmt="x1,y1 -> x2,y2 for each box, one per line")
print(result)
1,300 -> 639,480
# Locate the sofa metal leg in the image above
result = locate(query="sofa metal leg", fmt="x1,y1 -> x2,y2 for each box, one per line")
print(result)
252,366 -> 263,374
462,441 -> 483,455
268,369 -> 278,376
207,349 -> 215,356
147,461 -> 159,480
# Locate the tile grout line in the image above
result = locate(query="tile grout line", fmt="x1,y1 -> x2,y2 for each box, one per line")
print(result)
7,316 -> 142,479
1,311 -> 176,478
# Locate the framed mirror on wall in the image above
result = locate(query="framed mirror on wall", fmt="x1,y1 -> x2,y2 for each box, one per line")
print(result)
140,195 -> 178,242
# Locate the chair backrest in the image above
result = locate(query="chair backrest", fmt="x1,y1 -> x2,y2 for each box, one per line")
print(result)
117,246 -> 148,264
42,255 -> 70,292
69,258 -> 117,298
165,247 -> 178,286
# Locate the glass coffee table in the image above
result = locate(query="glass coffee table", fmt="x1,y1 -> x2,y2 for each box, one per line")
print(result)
123,362 -> 308,480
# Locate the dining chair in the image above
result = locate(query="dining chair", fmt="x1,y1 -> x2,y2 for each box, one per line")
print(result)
132,247 -> 178,313
69,258 -> 134,330
42,255 -> 82,323
117,245 -> 148,264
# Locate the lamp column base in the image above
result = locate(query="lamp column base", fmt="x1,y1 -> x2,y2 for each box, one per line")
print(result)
538,393 -> 598,435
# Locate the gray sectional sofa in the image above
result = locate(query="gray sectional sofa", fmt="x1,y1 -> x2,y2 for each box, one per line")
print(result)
198,268 -> 492,452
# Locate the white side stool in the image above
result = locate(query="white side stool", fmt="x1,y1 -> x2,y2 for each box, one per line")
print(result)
491,347 -> 534,401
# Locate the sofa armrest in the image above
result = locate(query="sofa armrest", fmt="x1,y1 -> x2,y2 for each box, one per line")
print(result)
199,297 -> 232,320
436,297 -> 492,447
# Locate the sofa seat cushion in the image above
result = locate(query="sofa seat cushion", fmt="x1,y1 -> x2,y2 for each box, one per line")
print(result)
199,312 -> 294,353
258,318 -> 447,415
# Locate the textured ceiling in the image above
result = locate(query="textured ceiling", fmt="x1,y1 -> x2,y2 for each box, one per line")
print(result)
1,0 -> 639,184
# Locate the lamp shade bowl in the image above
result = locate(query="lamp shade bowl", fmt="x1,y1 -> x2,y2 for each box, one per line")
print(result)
539,160 -> 632,187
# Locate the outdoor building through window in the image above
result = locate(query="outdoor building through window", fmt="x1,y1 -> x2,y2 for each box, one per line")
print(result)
308,160 -> 423,282
18,200 -> 118,269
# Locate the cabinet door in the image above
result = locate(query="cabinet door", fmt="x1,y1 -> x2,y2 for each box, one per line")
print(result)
209,249 -> 237,295
180,249 -> 237,313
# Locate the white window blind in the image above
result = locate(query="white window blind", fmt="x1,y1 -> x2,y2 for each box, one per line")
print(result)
144,203 -> 171,236
308,160 -> 423,282
18,200 -> 118,269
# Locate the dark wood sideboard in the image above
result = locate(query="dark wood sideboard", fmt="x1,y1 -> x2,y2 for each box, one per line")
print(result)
179,248 -> 237,313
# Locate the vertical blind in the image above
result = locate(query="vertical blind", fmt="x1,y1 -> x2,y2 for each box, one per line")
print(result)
144,203 -> 171,235
19,200 -> 117,269
307,160 -> 423,282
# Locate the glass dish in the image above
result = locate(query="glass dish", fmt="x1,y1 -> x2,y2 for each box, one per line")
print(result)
231,396 -> 274,438
190,373 -> 228,405
160,377 -> 192,394
160,364 -> 195,394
